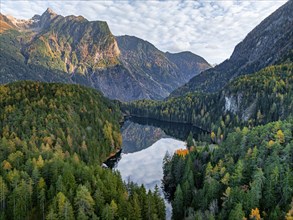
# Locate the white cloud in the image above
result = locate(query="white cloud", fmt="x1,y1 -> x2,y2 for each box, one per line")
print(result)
1,0 -> 287,64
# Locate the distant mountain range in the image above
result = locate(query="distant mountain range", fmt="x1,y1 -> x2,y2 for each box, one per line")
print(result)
0,8 -> 210,101
171,0 -> 293,97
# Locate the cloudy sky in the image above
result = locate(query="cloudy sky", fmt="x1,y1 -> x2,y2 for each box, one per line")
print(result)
1,0 -> 287,64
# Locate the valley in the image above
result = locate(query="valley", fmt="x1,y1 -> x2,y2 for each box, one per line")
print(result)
0,1 -> 293,220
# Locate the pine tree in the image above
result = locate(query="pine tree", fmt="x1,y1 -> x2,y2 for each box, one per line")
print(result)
153,185 -> 166,220
228,203 -> 245,220
74,185 -> 96,219
172,184 -> 184,220
187,132 -> 194,150
131,193 -> 142,220
49,192 -> 74,220
0,176 -> 8,216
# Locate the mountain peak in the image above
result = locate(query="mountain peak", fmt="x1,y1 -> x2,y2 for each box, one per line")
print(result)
38,7 -> 59,29
44,8 -> 56,15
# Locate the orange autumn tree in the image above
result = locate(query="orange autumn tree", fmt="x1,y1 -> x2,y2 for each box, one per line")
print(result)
175,149 -> 189,157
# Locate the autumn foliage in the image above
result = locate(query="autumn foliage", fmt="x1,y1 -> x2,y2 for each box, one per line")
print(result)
175,148 -> 189,157
250,208 -> 261,220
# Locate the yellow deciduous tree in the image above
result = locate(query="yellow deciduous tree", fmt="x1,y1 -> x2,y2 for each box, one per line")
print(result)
267,140 -> 275,149
276,130 -> 285,144
250,208 -> 261,220
286,198 -> 293,220
211,132 -> 216,142
2,160 -> 12,170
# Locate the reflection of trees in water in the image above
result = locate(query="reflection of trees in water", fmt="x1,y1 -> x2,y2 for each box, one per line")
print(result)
127,116 -> 206,141
122,121 -> 168,153
105,117 -> 207,168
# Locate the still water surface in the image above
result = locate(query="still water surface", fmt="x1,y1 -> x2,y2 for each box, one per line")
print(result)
112,117 -> 206,219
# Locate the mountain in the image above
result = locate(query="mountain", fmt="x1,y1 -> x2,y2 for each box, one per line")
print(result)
0,9 -> 210,101
117,35 -> 211,99
171,0 -> 293,97
124,63 -> 293,135
0,13 -> 16,32
165,51 -> 211,82
0,81 -> 165,219
8,8 -> 120,71
0,9 -> 121,90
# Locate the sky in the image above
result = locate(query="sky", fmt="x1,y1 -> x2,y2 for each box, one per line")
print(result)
1,0 -> 287,64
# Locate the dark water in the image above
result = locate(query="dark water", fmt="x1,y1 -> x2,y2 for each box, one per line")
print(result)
122,116 -> 207,152
129,116 -> 206,139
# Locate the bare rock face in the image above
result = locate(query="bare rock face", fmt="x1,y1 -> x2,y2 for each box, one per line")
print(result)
165,51 -> 211,82
171,0 -> 293,97
0,9 -> 210,101
20,9 -> 120,74
0,14 -> 16,32
116,35 -> 211,100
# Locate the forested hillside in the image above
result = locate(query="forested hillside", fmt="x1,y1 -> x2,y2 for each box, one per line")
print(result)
123,64 -> 293,140
0,81 -> 165,219
0,30 -> 71,84
162,119 -> 293,219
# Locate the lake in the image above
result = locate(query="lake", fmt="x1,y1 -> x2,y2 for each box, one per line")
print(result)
106,117 -> 206,219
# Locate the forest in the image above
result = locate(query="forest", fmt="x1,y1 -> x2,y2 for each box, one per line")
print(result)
122,64 -> 293,141
122,63 -> 293,219
1,2 -> 293,219
162,119 -> 293,219
0,81 -> 165,220
0,63 -> 292,220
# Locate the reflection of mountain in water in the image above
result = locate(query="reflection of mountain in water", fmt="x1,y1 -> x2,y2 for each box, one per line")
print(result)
106,117 -> 207,167
127,116 -> 206,141
122,120 -> 168,153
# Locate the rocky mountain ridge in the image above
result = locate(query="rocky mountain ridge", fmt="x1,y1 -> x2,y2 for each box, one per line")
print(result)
171,0 -> 293,97
116,35 -> 211,99
0,8 -> 210,101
